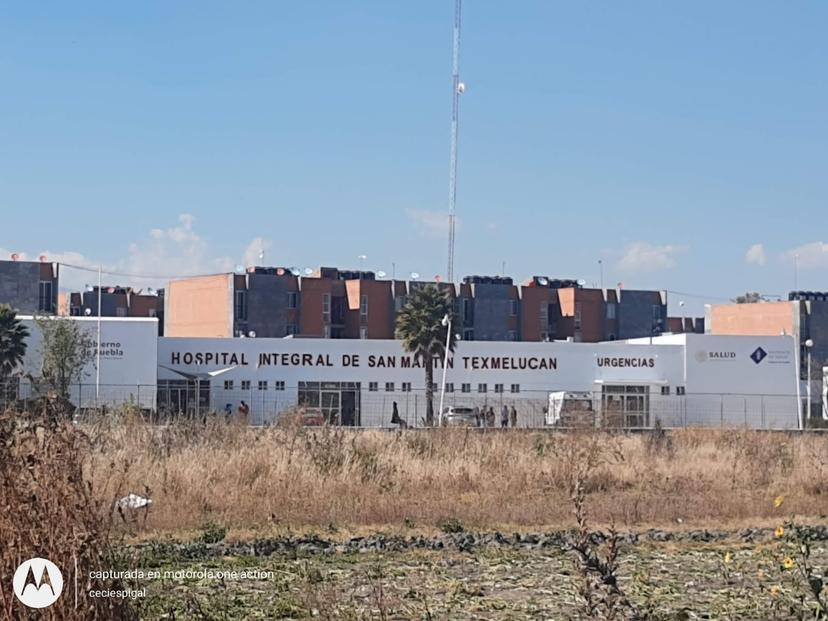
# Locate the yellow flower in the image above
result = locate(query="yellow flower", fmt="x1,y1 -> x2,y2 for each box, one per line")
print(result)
774,495 -> 785,508
783,557 -> 795,570
775,526 -> 785,537
724,551 -> 733,564
770,585 -> 781,596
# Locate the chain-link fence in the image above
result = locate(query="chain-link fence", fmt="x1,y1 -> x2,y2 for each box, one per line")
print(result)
0,378 -> 816,430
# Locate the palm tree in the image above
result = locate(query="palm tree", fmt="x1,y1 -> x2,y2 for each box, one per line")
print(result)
0,304 -> 29,399
395,284 -> 457,426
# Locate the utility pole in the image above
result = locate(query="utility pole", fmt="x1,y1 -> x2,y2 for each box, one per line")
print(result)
96,264 -> 101,404
446,0 -> 463,283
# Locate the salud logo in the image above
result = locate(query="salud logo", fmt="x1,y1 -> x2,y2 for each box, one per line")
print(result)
750,347 -> 768,365
12,558 -> 63,609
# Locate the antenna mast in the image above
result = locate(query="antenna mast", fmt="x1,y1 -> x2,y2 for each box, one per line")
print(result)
446,0 -> 462,283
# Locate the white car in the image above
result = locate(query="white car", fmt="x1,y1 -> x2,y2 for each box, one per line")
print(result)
441,406 -> 478,427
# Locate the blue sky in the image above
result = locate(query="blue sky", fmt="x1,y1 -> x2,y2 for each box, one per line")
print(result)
1,1 -> 827,314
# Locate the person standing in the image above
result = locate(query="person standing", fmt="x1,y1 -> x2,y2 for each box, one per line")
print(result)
486,406 -> 495,428
473,405 -> 481,427
501,404 -> 509,428
238,400 -> 250,424
510,404 -> 518,428
391,401 -> 407,428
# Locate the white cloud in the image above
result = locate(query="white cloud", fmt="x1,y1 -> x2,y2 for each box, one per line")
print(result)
785,241 -> 828,269
745,243 -> 766,266
125,213 -> 234,283
616,242 -> 685,272
2,214 -> 271,291
404,208 -> 453,239
242,237 -> 274,269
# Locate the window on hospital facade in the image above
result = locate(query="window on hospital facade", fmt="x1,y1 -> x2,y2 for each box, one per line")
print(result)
241,380 -> 251,391
494,384 -> 503,393
258,381 -> 268,390
368,382 -> 378,392
477,383 -> 487,393
401,382 -> 411,392
677,386 -> 686,395
224,380 -> 234,390
275,381 -> 285,391
461,383 -> 471,393
510,384 -> 520,393
445,383 -> 454,393
661,386 -> 670,395
385,382 -> 394,392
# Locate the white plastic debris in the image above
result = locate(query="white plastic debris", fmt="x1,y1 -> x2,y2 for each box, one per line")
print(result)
117,493 -> 152,510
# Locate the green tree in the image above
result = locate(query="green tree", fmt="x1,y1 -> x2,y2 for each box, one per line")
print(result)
0,304 -> 30,402
0,304 -> 29,376
35,316 -> 96,399
395,284 -> 457,426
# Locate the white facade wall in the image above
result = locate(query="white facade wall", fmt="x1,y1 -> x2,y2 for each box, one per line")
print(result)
17,316 -> 158,409
158,335 -> 799,428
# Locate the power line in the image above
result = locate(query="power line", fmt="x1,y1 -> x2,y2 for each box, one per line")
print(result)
664,290 -> 733,303
59,262 -> 212,281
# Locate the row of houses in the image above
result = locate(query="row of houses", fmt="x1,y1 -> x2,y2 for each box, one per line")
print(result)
0,258 -> 702,343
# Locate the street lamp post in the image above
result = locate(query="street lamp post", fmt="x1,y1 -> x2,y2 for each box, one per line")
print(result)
96,265 -> 101,405
806,338 -> 814,422
438,313 -> 452,426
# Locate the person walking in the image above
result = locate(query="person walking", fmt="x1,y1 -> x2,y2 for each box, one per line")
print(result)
510,404 -> 518,428
486,406 -> 495,428
501,404 -> 509,428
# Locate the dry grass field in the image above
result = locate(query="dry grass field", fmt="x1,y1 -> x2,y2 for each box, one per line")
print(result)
5,410 -> 828,619
83,415 -> 828,534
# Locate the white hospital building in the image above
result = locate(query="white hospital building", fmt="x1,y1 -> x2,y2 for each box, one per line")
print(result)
14,317 -> 808,429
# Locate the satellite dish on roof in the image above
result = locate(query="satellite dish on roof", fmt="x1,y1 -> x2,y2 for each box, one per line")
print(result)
276,267 -> 285,276
290,267 -> 301,276
234,265 -> 245,274
537,277 -> 549,286
10,253 -> 19,261
377,271 -> 387,278
39,255 -> 47,262
303,268 -> 313,276
577,279 -> 587,287
410,272 -> 420,280
85,284 -> 94,292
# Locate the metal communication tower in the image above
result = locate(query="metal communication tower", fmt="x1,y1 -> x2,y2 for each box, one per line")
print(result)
446,0 -> 462,283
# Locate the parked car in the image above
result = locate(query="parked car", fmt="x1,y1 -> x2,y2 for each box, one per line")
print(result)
441,406 -> 478,427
